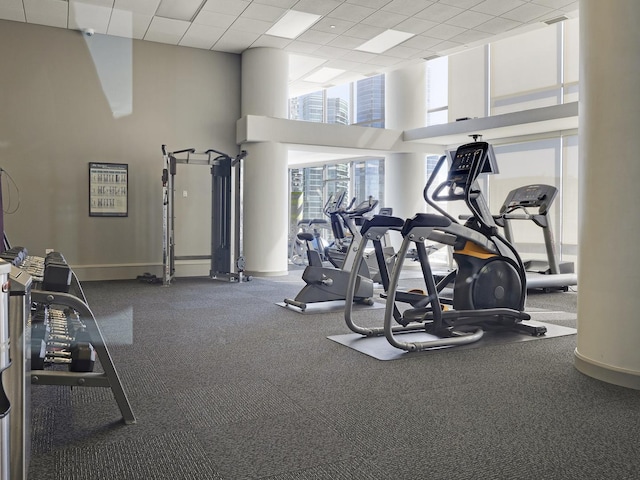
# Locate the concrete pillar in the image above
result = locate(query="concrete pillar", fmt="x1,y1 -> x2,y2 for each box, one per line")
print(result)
241,141 -> 289,276
240,48 -> 289,275
574,0 -> 640,389
385,63 -> 427,220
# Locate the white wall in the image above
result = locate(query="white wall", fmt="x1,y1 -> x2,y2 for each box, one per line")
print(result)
0,20 -> 241,280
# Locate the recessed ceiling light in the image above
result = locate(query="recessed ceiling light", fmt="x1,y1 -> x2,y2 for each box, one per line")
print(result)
266,10 -> 322,39
304,67 -> 345,83
355,29 -> 415,54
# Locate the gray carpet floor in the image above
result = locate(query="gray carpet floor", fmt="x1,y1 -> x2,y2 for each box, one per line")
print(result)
27,271 -> 640,480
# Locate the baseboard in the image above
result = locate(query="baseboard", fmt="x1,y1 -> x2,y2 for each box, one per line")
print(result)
70,261 -> 210,282
574,349 -> 640,390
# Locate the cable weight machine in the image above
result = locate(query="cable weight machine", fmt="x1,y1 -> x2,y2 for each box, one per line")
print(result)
161,145 -> 250,286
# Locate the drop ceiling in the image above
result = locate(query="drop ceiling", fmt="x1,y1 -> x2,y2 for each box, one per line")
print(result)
1,0 -> 579,96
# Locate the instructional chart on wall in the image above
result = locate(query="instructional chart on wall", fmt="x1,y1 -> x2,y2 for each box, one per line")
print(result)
89,162 -> 128,217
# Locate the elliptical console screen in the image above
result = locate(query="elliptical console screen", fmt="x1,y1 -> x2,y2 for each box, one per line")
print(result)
449,141 -> 498,181
449,142 -> 487,181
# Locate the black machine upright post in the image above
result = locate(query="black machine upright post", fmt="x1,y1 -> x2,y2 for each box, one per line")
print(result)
211,155 -> 232,279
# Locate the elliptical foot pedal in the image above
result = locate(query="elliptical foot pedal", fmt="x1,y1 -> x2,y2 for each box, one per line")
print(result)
515,322 -> 547,336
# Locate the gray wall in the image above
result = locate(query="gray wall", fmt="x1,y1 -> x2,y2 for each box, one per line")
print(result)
0,20 -> 241,280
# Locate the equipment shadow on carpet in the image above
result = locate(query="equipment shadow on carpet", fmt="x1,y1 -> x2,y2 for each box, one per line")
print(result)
328,312 -> 576,360
276,299 -> 385,314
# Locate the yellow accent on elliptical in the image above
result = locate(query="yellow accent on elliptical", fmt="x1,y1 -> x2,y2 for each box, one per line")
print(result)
455,241 -> 497,260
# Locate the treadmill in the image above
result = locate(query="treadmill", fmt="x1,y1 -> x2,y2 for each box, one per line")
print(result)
498,184 -> 577,292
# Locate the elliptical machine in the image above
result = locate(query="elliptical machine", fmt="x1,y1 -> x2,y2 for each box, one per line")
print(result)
344,140 -> 546,352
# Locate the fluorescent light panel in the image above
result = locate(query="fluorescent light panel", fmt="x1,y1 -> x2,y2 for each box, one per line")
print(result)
156,0 -> 206,21
266,10 -> 321,39
304,67 -> 345,83
356,29 -> 415,54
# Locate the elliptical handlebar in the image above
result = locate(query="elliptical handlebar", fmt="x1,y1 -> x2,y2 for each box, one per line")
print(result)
344,196 -> 378,217
423,155 -> 459,224
323,190 -> 348,216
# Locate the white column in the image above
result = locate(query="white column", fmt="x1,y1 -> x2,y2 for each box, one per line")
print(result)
242,141 -> 289,275
241,47 -> 288,118
241,48 -> 289,275
574,0 -> 640,389
385,63 -> 427,220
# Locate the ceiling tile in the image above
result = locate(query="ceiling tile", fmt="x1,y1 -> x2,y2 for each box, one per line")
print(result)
340,49 -> 376,63
229,16 -> 272,35
394,17 -> 438,35
254,0 -> 297,8
423,23 -> 466,41
313,44 -> 350,59
383,44 -> 421,59
212,29 -> 260,53
446,10 -> 494,29
193,10 -> 235,29
343,23 -> 385,40
71,0 -> 114,6
24,0 -> 67,28
415,3 -> 464,23
431,39 -> 463,53
292,0 -> 343,16
311,17 -> 355,35
366,54 -> 404,67
113,0 -> 161,16
475,16 -> 521,34
346,0 -> 391,8
501,3 -> 554,22
450,28 -> 493,45
471,0 -> 525,16
329,3 -> 377,23
530,0 -> 576,8
251,34 -> 292,49
284,40 -> 322,54
382,0 -> 435,17
0,0 -> 25,22
438,0 -> 484,8
201,0 -> 250,16
179,23 -> 224,49
144,16 -> 190,44
296,29 -> 338,45
108,10 -> 153,39
360,10 -> 408,29
241,3 -> 286,22
328,34 -> 367,49
402,34 -> 442,50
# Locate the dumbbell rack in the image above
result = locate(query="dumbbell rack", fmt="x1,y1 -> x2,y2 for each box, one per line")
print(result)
30,282 -> 136,425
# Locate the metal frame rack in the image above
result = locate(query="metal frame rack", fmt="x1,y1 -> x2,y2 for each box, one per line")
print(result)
161,145 -> 249,286
29,272 -> 136,425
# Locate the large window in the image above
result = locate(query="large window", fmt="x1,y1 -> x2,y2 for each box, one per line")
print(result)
288,159 -> 385,256
426,56 -> 448,126
353,159 -> 384,207
353,76 -> 385,127
288,75 -> 385,128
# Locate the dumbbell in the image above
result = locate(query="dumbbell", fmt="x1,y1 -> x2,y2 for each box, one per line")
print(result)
31,323 -> 96,372
31,339 -> 96,372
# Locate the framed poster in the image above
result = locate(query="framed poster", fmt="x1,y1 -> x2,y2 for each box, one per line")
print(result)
89,162 -> 128,217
